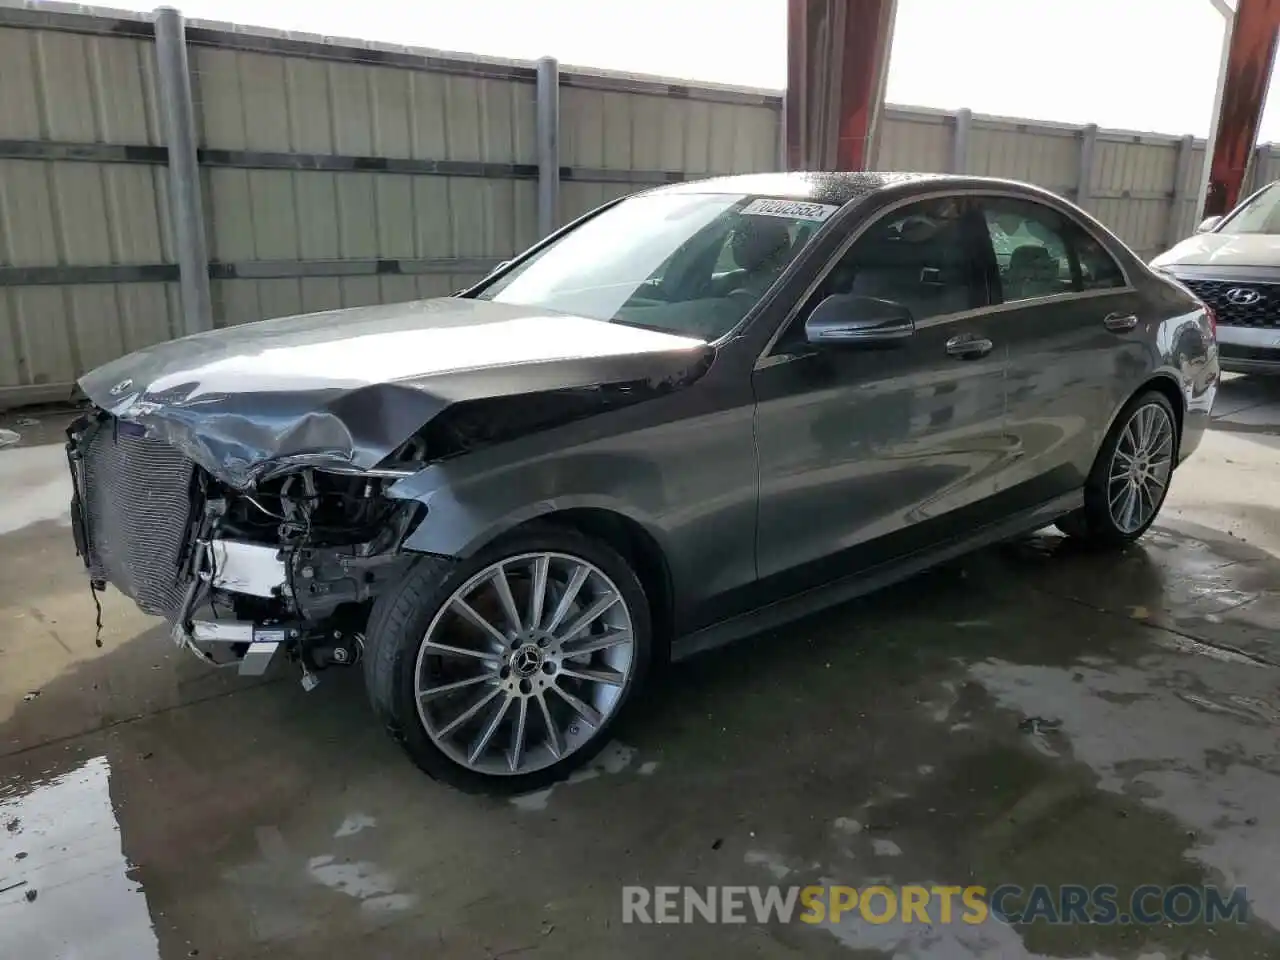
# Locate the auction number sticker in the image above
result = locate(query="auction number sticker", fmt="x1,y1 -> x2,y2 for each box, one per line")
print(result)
741,198 -> 839,221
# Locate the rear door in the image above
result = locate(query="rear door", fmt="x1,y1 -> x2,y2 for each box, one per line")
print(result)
973,195 -> 1144,507
751,194 -> 1012,593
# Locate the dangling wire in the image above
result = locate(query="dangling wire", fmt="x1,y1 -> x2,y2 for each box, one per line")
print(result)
90,581 -> 105,648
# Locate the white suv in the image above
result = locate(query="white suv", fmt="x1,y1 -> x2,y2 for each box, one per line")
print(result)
1152,181 -> 1280,373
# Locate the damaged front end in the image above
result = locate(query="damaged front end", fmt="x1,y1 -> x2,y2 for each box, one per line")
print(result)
66,410 -> 426,682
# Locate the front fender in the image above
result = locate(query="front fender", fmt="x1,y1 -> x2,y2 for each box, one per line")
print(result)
387,451 -> 673,561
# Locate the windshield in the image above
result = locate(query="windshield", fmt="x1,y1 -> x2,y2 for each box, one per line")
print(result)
1219,182 -> 1280,234
474,192 -> 838,340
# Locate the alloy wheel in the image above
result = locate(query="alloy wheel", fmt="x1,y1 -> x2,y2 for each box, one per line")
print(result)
1107,402 -> 1174,535
413,552 -> 635,776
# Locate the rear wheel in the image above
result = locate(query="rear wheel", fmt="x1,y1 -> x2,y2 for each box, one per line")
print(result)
1056,390 -> 1178,547
363,526 -> 651,794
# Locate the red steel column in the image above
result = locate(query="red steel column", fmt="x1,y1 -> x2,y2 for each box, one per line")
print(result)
785,0 -> 898,171
1204,0 -> 1280,216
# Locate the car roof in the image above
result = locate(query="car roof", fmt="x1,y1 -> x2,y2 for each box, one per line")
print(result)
647,171 -> 1057,209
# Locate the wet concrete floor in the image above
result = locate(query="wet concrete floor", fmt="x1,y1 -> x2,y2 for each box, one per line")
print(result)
2,377 -> 1280,959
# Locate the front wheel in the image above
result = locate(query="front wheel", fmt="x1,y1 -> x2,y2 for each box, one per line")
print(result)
1056,390 -> 1178,547
363,526 -> 652,794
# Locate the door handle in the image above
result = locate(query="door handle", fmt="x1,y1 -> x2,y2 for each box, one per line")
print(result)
1103,312 -> 1138,332
945,333 -> 994,359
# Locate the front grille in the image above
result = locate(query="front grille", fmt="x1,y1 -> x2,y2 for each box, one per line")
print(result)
1178,278 -> 1280,328
79,418 -> 198,617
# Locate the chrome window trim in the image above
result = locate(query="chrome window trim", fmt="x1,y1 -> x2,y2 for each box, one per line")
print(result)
755,186 -> 1136,367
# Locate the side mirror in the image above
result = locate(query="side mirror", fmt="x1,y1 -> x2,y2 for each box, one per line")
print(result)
804,294 -> 915,347
1195,216 -> 1222,234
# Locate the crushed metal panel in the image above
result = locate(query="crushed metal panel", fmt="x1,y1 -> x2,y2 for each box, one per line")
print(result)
77,296 -> 712,488
208,540 -> 287,598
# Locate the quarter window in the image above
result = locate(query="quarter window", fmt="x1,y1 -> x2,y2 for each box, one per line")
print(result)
1070,226 -> 1126,291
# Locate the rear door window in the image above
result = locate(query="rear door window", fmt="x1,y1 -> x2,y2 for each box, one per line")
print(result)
979,197 -> 1127,302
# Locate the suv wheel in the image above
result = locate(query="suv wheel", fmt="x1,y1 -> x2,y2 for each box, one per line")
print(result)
1057,390 -> 1178,547
363,526 -> 652,794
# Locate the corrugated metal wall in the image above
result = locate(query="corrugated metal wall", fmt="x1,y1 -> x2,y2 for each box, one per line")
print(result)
873,108 -> 1209,262
0,4 -> 783,408
0,2 -> 1263,410
190,43 -> 543,325
0,12 -> 180,407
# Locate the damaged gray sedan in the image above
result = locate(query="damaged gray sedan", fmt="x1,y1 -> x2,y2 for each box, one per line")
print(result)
66,172 -> 1217,792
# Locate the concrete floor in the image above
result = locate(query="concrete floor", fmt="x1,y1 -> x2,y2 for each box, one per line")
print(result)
2,379 -> 1280,960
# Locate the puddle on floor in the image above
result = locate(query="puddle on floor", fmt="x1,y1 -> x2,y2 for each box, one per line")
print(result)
0,755 -> 160,959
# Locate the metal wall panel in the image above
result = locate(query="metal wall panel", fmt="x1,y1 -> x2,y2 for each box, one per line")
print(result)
2,7 -> 1255,409
1169,144 -> 1208,243
967,125 -> 1080,194
875,111 -> 951,172
1255,147 -> 1280,190
212,273 -> 483,327
204,169 -> 535,266
0,27 -> 163,144
0,22 -> 169,403
0,282 -> 178,400
191,47 -> 537,163
1090,138 -> 1181,260
0,159 -> 169,267
560,87 -> 778,175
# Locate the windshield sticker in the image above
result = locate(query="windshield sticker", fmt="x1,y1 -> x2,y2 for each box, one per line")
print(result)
741,198 -> 840,222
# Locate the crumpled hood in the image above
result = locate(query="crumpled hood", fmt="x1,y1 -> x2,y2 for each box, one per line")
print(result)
79,297 -> 709,488
1152,231 -> 1280,268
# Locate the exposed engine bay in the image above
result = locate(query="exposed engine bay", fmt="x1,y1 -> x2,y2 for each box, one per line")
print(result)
61,374 -> 690,685
66,410 -> 428,685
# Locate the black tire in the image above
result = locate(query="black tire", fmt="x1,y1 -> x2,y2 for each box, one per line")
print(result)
362,523 -> 653,795
1056,389 -> 1179,547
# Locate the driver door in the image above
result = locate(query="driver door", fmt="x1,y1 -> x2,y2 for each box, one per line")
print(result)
751,194 -> 1013,593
